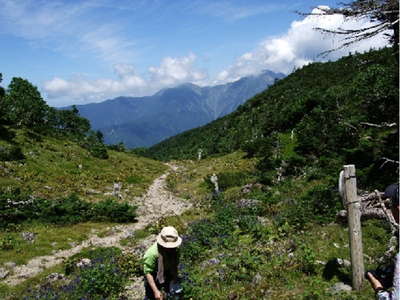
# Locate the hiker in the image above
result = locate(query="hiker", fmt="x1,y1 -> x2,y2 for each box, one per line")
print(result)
366,183 -> 399,300
143,226 -> 182,300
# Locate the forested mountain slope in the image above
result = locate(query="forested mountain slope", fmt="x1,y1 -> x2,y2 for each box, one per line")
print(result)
147,48 -> 398,189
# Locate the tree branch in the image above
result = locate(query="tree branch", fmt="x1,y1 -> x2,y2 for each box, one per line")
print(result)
360,122 -> 397,128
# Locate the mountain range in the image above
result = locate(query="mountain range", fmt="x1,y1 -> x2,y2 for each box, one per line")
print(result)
74,70 -> 284,148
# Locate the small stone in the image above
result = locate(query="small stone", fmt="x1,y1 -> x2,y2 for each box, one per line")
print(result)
252,273 -> 263,285
333,243 -> 340,248
0,267 -> 9,279
330,282 -> 352,294
76,258 -> 92,268
201,258 -> 221,268
336,258 -> 351,268
46,273 -> 65,282
21,232 -> 36,243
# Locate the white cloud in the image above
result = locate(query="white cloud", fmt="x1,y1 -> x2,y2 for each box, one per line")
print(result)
149,54 -> 207,86
0,0 -> 136,63
215,6 -> 390,83
43,54 -> 206,106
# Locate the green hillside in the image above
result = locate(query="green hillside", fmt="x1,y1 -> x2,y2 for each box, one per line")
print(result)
0,128 -> 166,201
147,48 -> 398,189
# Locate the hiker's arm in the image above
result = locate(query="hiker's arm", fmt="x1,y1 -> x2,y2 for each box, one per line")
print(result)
145,273 -> 163,300
367,272 -> 384,291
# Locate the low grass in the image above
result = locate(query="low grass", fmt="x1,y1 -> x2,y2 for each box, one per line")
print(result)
0,221 -> 117,265
0,128 -> 167,201
167,151 -> 258,202
0,263 -> 64,299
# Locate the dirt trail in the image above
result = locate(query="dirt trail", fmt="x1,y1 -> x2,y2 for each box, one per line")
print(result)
2,163 -> 191,287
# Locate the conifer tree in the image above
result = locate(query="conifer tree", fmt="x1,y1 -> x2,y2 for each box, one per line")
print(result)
4,77 -> 48,127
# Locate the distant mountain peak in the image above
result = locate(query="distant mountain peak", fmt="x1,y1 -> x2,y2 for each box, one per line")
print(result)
76,70 -> 285,148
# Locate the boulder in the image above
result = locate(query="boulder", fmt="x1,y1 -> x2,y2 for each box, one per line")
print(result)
330,282 -> 352,294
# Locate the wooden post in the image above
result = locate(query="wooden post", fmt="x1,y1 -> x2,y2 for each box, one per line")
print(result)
343,165 -> 364,290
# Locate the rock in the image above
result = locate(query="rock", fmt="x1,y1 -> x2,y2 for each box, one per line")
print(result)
333,243 -> 340,248
0,267 -> 9,279
51,242 -> 58,247
201,258 -> 220,268
336,258 -> 351,268
3,261 -> 16,268
236,198 -> 261,209
241,184 -> 253,194
329,282 -> 352,293
257,216 -> 270,226
76,258 -> 92,269
252,273 -> 263,285
21,232 -> 36,243
46,272 -> 65,282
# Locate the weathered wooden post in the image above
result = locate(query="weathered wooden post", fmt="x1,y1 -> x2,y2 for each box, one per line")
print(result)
342,165 -> 364,290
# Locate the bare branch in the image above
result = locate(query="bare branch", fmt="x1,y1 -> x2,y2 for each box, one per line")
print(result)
360,122 -> 397,128
379,157 -> 400,169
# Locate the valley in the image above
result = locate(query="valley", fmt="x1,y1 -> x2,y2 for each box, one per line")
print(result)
0,47 -> 398,299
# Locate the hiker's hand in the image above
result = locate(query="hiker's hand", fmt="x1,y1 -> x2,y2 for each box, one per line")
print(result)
154,290 -> 163,300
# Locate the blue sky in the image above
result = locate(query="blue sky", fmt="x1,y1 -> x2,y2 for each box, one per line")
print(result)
0,0 -> 389,106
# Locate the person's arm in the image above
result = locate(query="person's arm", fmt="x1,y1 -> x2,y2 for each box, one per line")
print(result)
367,272 -> 384,291
145,273 -> 163,300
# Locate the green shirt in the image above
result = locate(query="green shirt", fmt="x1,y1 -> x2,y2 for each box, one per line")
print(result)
143,242 -> 159,274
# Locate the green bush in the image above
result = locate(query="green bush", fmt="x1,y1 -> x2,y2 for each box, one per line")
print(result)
0,234 -> 17,250
92,198 -> 137,222
0,144 -> 25,161
204,171 -> 254,191
87,143 -> 109,159
0,188 -> 137,228
25,247 -> 128,299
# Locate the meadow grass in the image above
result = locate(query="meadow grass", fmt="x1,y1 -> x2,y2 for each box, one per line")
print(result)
0,128 -> 167,201
0,221 -> 118,265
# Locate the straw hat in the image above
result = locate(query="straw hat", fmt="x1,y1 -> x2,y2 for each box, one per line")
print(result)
156,226 -> 182,248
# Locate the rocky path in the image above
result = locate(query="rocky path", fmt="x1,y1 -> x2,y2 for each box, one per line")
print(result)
2,163 -> 191,287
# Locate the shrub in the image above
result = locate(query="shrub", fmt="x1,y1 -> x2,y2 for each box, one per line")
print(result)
26,247 -> 128,299
0,234 -> 17,250
87,143 -> 109,159
0,188 -> 137,228
204,171 -> 254,192
0,144 -> 25,161
92,198 -> 137,222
